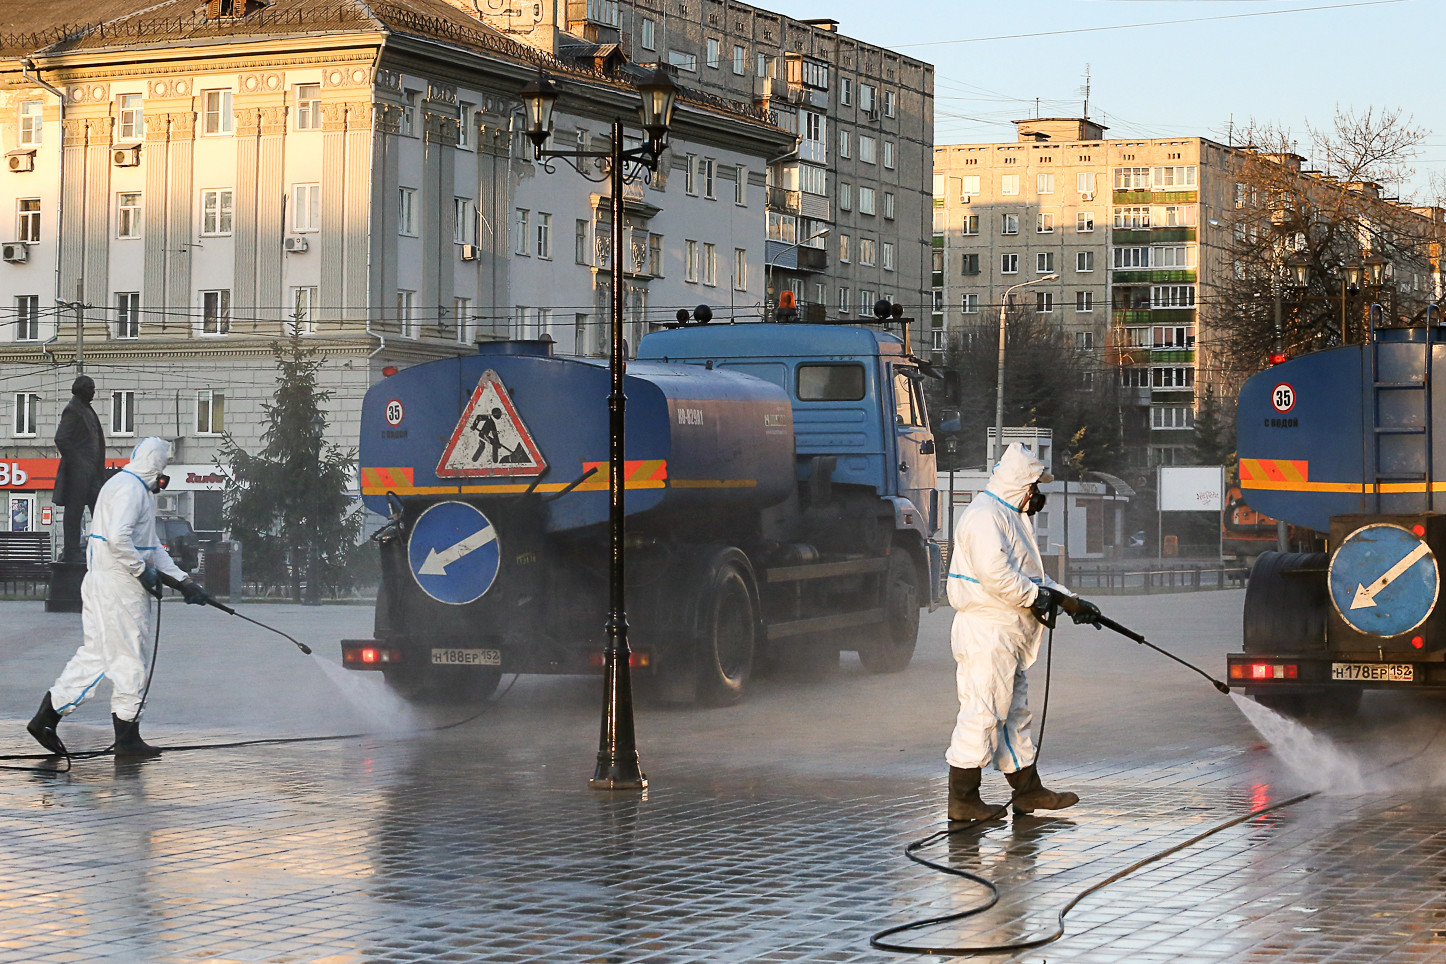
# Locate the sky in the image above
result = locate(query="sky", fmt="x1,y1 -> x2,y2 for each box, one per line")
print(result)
766,0 -> 1446,199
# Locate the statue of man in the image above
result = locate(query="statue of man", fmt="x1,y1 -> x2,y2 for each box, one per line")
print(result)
53,375 -> 106,563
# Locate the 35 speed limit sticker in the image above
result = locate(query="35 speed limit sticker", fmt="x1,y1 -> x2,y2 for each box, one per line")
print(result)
385,399 -> 404,426
1271,383 -> 1295,413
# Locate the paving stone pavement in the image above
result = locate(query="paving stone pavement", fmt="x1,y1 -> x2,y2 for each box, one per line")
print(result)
1,593 -> 1444,963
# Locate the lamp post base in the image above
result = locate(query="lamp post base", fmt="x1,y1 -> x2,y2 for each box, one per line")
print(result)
587,773 -> 649,791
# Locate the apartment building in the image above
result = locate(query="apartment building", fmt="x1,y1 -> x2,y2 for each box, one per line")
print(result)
481,0 -> 935,342
0,0 -> 788,534
933,118 -> 1443,469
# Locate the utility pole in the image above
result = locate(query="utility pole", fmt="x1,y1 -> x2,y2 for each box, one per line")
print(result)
58,284 -> 89,374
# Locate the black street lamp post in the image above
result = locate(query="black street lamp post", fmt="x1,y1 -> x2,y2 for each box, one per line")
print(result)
520,68 -> 677,791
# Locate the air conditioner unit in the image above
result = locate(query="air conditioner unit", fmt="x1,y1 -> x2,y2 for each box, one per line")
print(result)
2,243 -> 29,263
283,236 -> 309,253
6,151 -> 35,173
460,243 -> 480,261
113,145 -> 141,167
1081,192 -> 1095,201
960,195 -> 971,204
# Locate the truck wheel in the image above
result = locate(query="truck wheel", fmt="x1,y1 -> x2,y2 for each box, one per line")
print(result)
858,550 -> 919,674
692,548 -> 757,707
386,666 -> 502,705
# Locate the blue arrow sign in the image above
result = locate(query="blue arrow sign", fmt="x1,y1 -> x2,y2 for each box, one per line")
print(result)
407,501 -> 501,606
1329,523 -> 1439,636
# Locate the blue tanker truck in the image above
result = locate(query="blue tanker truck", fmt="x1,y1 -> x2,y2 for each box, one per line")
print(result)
341,320 -> 942,705
1229,323 -> 1446,715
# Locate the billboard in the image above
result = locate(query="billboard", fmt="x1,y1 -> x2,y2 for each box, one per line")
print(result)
1158,466 -> 1225,512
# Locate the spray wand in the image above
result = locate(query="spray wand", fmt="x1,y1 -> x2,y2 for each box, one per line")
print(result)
157,572 -> 313,655
1092,613 -> 1230,694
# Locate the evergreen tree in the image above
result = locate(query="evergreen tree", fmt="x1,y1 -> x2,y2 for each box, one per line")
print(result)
219,332 -> 362,601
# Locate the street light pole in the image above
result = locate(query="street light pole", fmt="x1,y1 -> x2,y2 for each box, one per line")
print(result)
765,227 -> 829,320
520,69 -> 677,792
992,274 -> 1058,465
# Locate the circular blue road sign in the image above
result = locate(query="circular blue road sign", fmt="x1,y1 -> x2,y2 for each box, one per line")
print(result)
1328,523 -> 1439,636
407,501 -> 501,606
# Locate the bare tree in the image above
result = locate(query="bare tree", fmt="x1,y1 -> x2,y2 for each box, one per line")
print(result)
1307,106 -> 1427,192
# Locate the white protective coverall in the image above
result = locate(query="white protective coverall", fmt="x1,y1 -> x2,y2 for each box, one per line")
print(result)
945,443 -> 1071,774
49,437 -> 186,722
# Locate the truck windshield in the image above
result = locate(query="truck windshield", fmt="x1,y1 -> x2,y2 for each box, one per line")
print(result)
797,363 -> 865,401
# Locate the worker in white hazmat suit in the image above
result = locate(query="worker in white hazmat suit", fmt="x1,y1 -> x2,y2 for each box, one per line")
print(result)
945,442 -> 1103,820
27,437 -> 210,758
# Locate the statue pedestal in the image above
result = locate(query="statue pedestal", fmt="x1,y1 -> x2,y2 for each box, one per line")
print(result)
46,561 -> 86,613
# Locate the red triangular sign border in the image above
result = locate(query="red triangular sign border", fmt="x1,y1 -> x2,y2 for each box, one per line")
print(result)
435,370 -> 548,478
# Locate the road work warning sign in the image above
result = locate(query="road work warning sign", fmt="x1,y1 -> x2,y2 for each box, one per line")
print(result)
436,370 -> 548,477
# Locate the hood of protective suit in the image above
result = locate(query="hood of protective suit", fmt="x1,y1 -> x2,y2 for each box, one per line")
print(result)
124,437 -> 172,486
983,442 -> 1053,510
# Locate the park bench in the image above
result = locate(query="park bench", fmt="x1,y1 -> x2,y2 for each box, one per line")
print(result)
0,531 -> 53,581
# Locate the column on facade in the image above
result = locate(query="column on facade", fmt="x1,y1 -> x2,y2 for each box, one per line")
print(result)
342,101 -> 373,326
232,107 -> 261,320
475,122 -> 510,341
255,106 -> 287,322
58,118 -> 88,305
142,112 -> 170,322
164,112 -> 195,317
369,101 -> 402,332
83,117 -> 113,311
320,101 -> 348,325
418,110 -> 444,327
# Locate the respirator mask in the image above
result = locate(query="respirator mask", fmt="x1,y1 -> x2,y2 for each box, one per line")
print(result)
151,474 -> 170,494
1025,484 -> 1046,516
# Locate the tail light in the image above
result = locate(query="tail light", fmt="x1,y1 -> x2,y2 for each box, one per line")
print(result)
1229,661 -> 1298,680
342,643 -> 403,666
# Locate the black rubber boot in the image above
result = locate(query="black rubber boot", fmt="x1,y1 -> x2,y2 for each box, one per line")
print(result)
26,692 -> 67,756
1004,764 -> 1078,814
111,714 -> 162,759
948,766 -> 1003,822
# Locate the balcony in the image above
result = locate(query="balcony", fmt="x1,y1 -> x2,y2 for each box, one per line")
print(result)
768,186 -> 801,215
1112,227 -> 1197,243
798,192 -> 831,221
1113,189 -> 1151,203
1151,227 -> 1196,242
766,239 -> 829,273
753,75 -> 788,104
1112,269 -> 1197,285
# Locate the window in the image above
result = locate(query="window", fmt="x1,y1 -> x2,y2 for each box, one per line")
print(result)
703,242 -> 717,285
960,214 -> 979,235
1154,244 -> 1192,269
536,212 -> 552,259
859,84 -> 875,113
401,97 -> 416,137
289,286 -> 317,333
117,193 -> 142,239
399,188 -> 417,236
1037,173 -> 1055,195
104,390 -> 136,436
668,50 -> 698,72
859,186 -> 876,215
1077,172 -> 1096,195
860,289 -> 875,315
202,90 -> 233,134
932,247 -> 944,275
839,77 -> 852,106
960,174 -> 982,197
1114,206 -> 1150,229
685,154 -> 698,195
200,190 -> 232,236
706,38 -> 720,68
454,297 -> 473,344
14,295 -> 39,341
1035,291 -> 1053,313
883,90 -> 896,117
1113,167 -> 1149,190
196,390 -> 224,435
1037,212 -> 1055,233
884,192 -> 895,220
757,53 -> 770,78
799,164 -> 827,196
1076,251 -> 1095,272
14,393 -> 39,437
734,164 -> 748,205
117,93 -> 143,141
882,241 -> 895,271
1076,291 -> 1094,313
685,240 -> 699,282
1037,252 -> 1054,273
702,157 -> 716,199
1000,213 -> 1018,235
1151,366 -> 1195,388
650,234 -> 664,276
838,130 -> 850,158
798,363 -> 866,401
883,141 -> 894,170
453,198 -> 475,245
18,101 -> 42,146
859,237 -> 876,266
859,135 -> 876,164
734,248 -> 747,290
575,219 -> 590,264
1151,284 -> 1196,308
115,292 -> 139,339
1159,204 -> 1195,227
1152,406 -> 1195,430
513,208 -> 529,255
1076,211 -> 1095,233
838,183 -> 853,212
960,253 -> 980,275
961,293 -> 979,314
397,289 -> 416,337
295,84 -> 321,130
293,183 -> 321,233
1154,325 -> 1196,348
838,234 -> 850,263
457,105 -> 471,148
201,290 -> 231,334
1001,173 -> 1020,196
1113,246 -> 1149,268
1153,165 -> 1197,189
802,110 -> 823,143
733,44 -> 746,75
640,17 -> 655,50
1001,253 -> 1019,274
18,199 -> 40,243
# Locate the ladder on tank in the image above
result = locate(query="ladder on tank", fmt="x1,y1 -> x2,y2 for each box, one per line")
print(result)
1369,313 -> 1434,515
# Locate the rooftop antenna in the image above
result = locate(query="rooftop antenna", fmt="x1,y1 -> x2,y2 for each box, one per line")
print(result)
1080,63 -> 1091,119
1035,96 -> 1040,119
